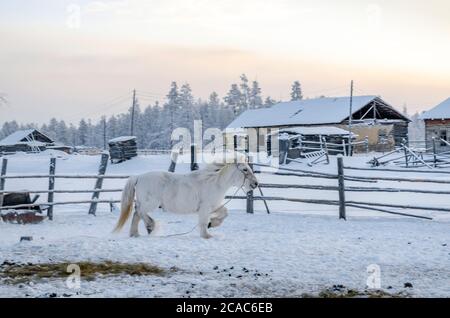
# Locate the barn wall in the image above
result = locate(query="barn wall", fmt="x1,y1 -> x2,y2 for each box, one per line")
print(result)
336,123 -> 395,152
424,119 -> 450,152
0,144 -> 46,153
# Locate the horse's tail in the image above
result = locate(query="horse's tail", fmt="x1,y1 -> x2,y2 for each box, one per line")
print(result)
113,176 -> 138,233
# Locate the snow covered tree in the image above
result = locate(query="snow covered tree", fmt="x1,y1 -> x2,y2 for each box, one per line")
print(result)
179,83 -> 197,132
249,80 -> 263,109
264,96 -> 277,108
56,120 -> 69,145
164,82 -> 180,146
239,74 -> 251,111
78,119 -> 89,146
224,84 -> 242,116
290,81 -> 303,101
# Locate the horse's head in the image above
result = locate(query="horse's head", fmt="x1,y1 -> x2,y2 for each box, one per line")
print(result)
235,162 -> 259,193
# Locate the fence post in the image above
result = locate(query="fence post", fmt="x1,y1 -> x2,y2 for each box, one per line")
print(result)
342,140 -> 347,156
190,144 -> 199,171
322,137 -> 330,164
168,151 -> 179,173
0,158 -> 8,207
365,136 -> 369,154
402,141 -> 409,167
337,156 -> 346,220
432,137 -> 437,167
47,157 -> 56,220
89,153 -> 109,216
246,160 -> 254,214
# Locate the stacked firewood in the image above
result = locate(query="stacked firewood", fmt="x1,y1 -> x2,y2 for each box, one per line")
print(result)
108,136 -> 138,163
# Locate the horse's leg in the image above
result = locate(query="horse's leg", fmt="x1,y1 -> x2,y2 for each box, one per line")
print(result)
209,206 -> 228,228
136,199 -> 158,235
129,210 -> 141,237
141,213 -> 156,235
198,210 -> 212,239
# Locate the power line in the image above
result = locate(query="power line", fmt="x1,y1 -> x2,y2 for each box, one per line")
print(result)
135,89 -> 166,97
64,92 -> 133,122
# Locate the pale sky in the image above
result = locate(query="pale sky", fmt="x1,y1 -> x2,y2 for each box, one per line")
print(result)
0,0 -> 449,124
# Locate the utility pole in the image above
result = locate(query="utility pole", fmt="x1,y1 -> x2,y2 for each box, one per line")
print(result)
130,89 -> 136,136
102,117 -> 107,150
348,80 -> 354,156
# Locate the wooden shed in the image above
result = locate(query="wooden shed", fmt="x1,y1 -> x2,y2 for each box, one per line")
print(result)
0,129 -> 54,154
420,97 -> 450,152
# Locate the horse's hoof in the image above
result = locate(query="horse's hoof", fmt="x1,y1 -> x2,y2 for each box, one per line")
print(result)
201,233 -> 213,239
130,233 -> 140,238
208,222 -> 212,229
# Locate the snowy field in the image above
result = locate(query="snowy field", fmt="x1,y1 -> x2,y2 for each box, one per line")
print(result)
0,151 -> 449,298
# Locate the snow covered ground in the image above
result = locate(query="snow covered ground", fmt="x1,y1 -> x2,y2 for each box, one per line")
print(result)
0,151 -> 449,297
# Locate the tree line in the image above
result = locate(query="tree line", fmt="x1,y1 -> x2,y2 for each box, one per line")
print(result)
0,75 -> 304,149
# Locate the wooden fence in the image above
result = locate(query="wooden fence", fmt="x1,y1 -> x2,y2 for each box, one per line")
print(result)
2,153 -> 450,221
226,157 -> 450,220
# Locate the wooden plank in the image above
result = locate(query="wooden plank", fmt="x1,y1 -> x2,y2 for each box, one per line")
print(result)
0,174 -> 130,179
344,166 -> 450,175
0,189 -> 123,195
0,199 -> 121,210
88,153 -> 109,215
337,156 -> 346,220
47,157 -> 56,220
260,183 -> 338,191
257,187 -> 270,214
347,204 -> 432,220
246,162 -> 254,214
342,174 -> 450,184
259,171 -> 376,183
224,195 -> 439,218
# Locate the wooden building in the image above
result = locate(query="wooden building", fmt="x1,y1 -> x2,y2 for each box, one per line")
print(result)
0,129 -> 55,154
420,97 -> 450,152
226,95 -> 409,155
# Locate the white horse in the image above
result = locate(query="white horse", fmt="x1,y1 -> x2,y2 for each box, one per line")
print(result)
113,162 -> 259,239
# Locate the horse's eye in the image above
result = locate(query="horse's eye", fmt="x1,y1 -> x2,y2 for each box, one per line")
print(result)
243,168 -> 248,172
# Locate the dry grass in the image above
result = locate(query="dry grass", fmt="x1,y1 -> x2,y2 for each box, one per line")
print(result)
0,261 -> 171,284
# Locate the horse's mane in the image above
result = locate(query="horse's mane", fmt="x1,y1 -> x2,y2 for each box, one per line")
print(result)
193,163 -> 234,182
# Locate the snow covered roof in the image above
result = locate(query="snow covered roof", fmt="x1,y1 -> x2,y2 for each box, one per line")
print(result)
420,97 -> 450,120
0,129 -> 53,146
108,136 -> 137,143
227,96 -> 402,128
280,126 -> 354,136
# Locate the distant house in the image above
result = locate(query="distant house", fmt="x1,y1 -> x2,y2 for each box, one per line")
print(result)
0,129 -> 55,153
226,95 -> 409,154
420,97 -> 450,152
